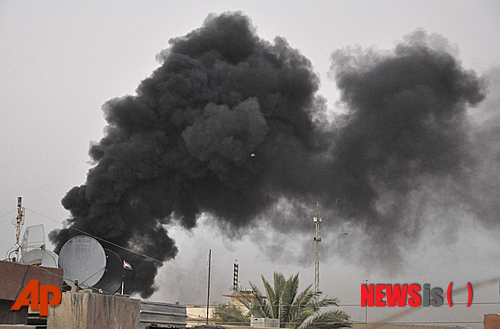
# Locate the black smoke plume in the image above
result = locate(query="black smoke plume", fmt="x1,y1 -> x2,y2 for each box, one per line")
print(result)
323,32 -> 485,264
50,13 -> 487,297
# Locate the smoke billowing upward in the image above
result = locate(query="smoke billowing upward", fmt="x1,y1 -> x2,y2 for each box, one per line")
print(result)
325,31 -> 485,253
50,13 -> 490,297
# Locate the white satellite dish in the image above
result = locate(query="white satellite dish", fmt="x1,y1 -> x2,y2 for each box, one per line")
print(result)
19,249 -> 59,268
58,235 -> 106,288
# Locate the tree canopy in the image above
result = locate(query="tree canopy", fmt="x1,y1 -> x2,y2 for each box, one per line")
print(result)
213,272 -> 350,328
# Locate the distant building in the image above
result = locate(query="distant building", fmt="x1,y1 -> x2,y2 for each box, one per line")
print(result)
184,290 -> 268,327
185,305 -> 215,327
222,290 -> 266,315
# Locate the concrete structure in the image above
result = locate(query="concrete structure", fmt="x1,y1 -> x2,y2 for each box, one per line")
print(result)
251,318 -> 279,328
0,260 -> 62,325
484,313 -> 500,329
47,292 -> 140,329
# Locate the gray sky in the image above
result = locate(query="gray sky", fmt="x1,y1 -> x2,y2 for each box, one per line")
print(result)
1,1 -> 500,327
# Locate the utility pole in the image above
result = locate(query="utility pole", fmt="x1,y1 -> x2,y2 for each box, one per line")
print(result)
365,279 -> 368,325
14,197 -> 25,262
206,249 -> 212,325
313,211 -> 322,294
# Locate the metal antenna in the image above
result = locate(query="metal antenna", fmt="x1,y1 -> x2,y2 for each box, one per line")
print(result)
312,202 -> 322,294
233,260 -> 239,292
206,249 -> 212,325
14,197 -> 25,262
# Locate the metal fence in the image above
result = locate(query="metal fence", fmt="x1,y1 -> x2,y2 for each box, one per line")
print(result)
140,300 -> 187,329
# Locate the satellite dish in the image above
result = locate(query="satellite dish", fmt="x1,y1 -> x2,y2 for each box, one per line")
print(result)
20,249 -> 58,268
93,249 -> 125,294
58,235 -> 106,288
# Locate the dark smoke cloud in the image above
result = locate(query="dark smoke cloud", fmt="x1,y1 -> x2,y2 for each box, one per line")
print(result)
50,13 -> 489,297
253,30 -> 488,269
50,12 -> 325,297
323,30 -> 485,256
465,68 -> 500,227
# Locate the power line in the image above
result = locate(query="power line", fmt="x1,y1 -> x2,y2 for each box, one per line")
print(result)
20,207 -> 230,288
0,209 -> 16,220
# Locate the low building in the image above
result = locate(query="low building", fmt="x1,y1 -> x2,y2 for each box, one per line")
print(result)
185,305 -> 215,327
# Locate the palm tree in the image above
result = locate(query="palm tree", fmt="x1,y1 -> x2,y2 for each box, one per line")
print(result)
222,272 -> 350,328
212,302 -> 250,326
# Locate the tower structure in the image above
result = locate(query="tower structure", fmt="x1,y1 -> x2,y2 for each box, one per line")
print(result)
313,213 -> 321,293
233,261 -> 239,292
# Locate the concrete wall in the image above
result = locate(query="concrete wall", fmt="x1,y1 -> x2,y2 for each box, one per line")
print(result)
47,292 -> 140,329
484,313 -> 500,329
0,300 -> 27,325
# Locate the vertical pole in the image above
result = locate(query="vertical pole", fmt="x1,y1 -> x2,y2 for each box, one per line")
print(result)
313,213 -> 321,294
14,197 -> 24,262
206,249 -> 212,325
365,279 -> 368,325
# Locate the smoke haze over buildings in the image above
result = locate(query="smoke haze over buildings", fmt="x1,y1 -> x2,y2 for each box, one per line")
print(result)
49,12 -> 494,298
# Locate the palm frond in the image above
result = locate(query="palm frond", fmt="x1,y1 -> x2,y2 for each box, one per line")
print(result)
272,272 -> 286,319
299,310 -> 351,329
292,284 -> 316,309
212,303 -> 250,326
280,273 -> 300,325
247,281 -> 271,318
313,295 -> 339,309
262,275 -> 278,318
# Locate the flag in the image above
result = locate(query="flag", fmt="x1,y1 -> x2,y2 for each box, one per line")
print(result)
123,260 -> 133,270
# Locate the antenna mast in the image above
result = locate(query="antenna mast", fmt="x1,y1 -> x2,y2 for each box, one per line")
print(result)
233,260 -> 239,292
206,249 -> 212,325
313,208 -> 322,294
14,196 -> 25,262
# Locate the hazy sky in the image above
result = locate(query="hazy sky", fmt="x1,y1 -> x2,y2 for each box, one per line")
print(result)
1,1 -> 500,327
